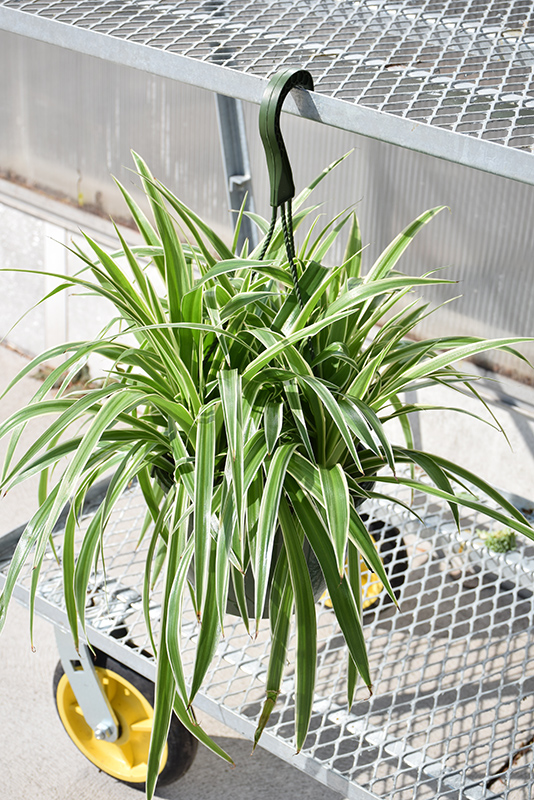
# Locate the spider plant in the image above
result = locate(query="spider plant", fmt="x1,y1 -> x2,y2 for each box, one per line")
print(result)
0,151 -> 533,798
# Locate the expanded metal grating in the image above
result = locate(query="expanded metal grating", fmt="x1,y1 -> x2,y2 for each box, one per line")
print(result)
3,474 -> 534,799
2,0 -> 534,182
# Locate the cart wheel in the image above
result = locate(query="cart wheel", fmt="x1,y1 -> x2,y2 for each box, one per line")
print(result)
320,521 -> 408,612
53,652 -> 197,789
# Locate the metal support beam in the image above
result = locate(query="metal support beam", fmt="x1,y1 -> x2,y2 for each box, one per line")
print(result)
215,94 -> 258,252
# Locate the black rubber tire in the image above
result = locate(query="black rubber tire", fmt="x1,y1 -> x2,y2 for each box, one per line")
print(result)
52,650 -> 198,790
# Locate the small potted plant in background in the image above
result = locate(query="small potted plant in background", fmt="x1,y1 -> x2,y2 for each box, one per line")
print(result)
0,69 -> 533,797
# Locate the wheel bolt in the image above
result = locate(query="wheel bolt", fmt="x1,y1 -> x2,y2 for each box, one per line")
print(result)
93,721 -> 114,740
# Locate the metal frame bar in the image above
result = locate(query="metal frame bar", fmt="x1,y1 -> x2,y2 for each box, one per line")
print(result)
215,93 -> 258,251
1,5 -> 534,186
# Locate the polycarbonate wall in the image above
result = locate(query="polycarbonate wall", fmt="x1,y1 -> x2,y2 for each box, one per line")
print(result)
1,29 -> 534,382
0,31 -> 230,232
253,113 -> 534,383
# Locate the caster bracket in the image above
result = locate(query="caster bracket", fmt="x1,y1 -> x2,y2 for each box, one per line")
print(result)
55,627 -> 120,742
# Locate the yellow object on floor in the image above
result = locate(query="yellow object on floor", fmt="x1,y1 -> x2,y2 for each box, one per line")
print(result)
320,556 -> 384,610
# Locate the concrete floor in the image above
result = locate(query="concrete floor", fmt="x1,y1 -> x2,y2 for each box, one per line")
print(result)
0,345 -> 345,800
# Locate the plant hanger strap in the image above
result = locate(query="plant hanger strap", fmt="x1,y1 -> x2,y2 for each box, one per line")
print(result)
258,68 -> 316,361
259,68 -> 314,208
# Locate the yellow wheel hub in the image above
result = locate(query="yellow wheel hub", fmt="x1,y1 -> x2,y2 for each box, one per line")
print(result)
320,552 -> 384,610
56,666 -> 168,784
359,560 -> 384,608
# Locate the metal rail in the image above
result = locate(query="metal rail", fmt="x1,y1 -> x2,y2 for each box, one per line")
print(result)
2,477 -> 534,799
1,0 -> 534,184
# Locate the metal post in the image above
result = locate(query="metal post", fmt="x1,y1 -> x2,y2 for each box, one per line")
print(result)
215,94 -> 258,253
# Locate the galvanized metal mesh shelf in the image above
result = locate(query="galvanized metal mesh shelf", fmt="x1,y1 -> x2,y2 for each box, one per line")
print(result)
3,475 -> 534,800
2,0 -> 534,183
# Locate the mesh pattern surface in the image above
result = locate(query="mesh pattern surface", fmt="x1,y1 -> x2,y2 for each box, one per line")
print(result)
6,475 -> 534,799
3,0 -> 534,153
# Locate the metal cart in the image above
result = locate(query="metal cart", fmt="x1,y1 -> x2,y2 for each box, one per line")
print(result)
2,474 -> 534,798
2,1 -> 534,797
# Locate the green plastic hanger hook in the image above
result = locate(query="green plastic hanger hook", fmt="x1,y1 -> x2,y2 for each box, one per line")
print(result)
259,68 -> 314,208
